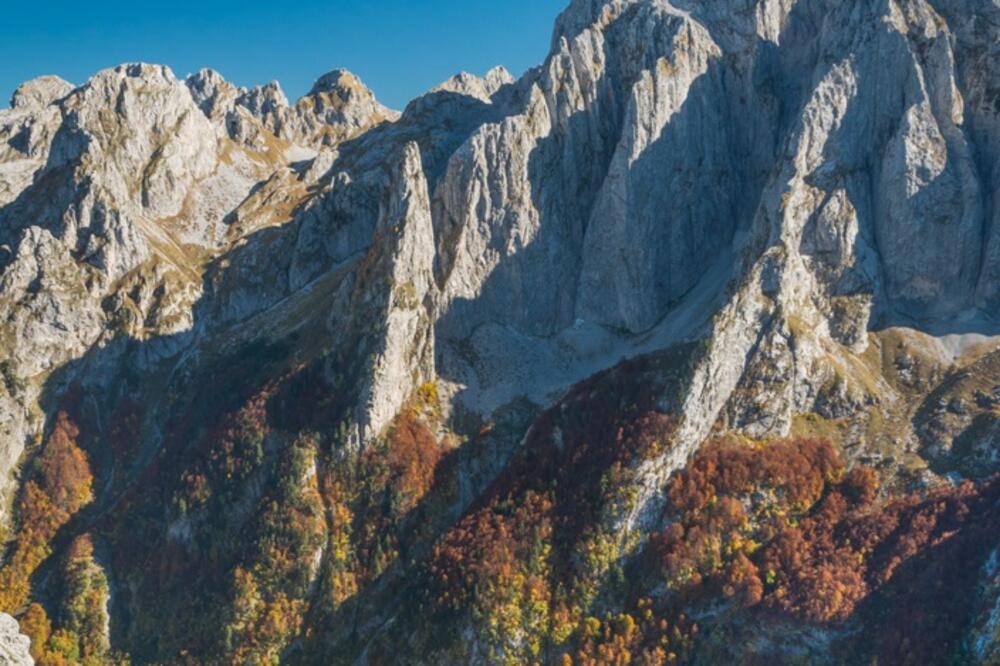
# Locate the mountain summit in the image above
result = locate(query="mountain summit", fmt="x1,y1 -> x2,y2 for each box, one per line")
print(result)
0,0 -> 998,663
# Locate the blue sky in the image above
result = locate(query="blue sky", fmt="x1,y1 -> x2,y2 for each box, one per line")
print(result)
1,0 -> 567,110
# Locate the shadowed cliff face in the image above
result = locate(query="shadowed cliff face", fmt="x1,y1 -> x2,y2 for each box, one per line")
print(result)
0,0 -> 998,663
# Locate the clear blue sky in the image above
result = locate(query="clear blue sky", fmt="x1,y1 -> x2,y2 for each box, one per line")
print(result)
1,0 -> 568,110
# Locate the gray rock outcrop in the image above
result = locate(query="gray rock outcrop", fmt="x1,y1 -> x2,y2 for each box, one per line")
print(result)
0,614 -> 32,666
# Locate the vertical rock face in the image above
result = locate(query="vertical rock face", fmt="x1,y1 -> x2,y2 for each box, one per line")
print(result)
575,12 -> 734,332
353,142 -> 438,444
0,0 -> 998,663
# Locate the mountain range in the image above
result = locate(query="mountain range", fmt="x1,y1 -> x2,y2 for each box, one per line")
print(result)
0,0 -> 999,663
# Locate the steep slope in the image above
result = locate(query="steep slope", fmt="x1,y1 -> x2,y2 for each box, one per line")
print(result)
0,0 -> 998,663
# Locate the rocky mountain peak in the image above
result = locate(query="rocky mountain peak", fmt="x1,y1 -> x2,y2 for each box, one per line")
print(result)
431,66 -> 515,101
219,69 -> 397,149
10,75 -> 73,110
236,80 -> 290,122
551,0 -> 639,45
294,68 -> 400,144
61,63 -> 219,215
308,68 -> 366,96
185,67 -> 241,119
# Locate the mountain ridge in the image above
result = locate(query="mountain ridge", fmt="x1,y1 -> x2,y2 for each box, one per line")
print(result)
0,0 -> 998,663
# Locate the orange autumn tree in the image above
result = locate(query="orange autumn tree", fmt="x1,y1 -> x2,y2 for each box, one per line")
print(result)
650,437 -> 841,599
384,408 -> 443,510
649,434 -> 1000,664
0,411 -> 94,612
